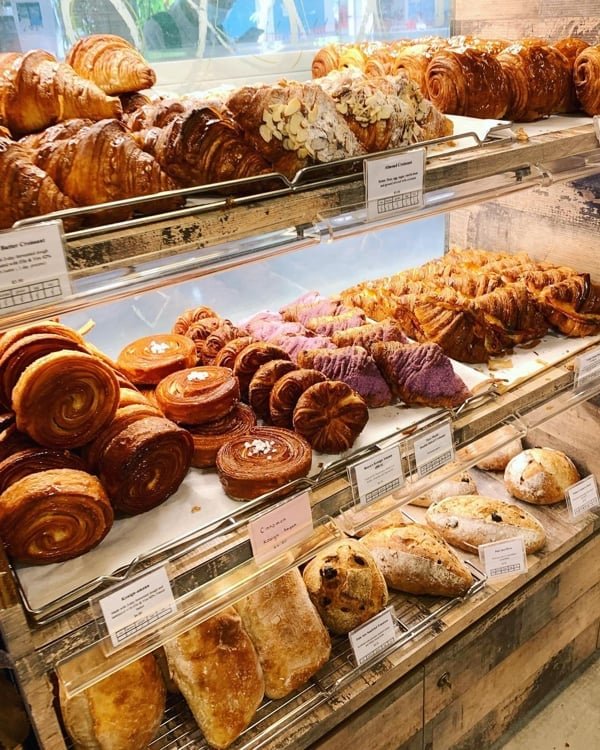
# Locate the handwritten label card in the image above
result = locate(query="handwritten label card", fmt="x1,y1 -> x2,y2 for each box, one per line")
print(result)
98,567 -> 177,649
351,446 -> 404,506
248,491 -> 313,565
0,221 -> 71,313
566,474 -> 600,519
574,348 -> 600,392
478,537 -> 528,580
364,149 -> 425,222
348,606 -> 398,666
414,421 -> 455,479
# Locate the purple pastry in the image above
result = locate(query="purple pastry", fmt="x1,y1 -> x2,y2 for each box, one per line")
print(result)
371,341 -> 471,409
242,311 -> 308,341
304,310 -> 367,337
270,335 -> 336,362
279,291 -> 322,318
297,346 -> 393,408
282,298 -> 351,324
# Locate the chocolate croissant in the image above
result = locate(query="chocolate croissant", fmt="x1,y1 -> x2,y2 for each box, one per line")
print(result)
0,50 -> 122,136
66,34 -> 156,95
573,44 -> 600,115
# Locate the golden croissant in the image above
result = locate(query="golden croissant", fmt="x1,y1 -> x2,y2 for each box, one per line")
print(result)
66,33 -> 156,95
0,50 -> 122,136
573,44 -> 600,116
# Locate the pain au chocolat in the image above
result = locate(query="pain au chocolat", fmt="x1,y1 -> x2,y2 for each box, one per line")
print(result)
155,366 -> 240,425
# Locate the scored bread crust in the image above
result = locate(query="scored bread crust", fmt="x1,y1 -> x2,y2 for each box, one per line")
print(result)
504,447 -> 580,504
361,523 -> 473,596
425,495 -> 546,553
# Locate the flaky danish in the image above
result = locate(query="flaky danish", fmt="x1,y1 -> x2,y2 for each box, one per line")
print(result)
66,34 -> 156,95
0,468 -> 113,563
573,44 -> 600,115
12,350 -> 120,448
553,37 -> 589,112
248,359 -> 298,420
233,342 -> 291,401
216,427 -> 312,500
213,336 -> 256,370
155,366 -> 239,424
172,305 -> 219,336
0,447 -> 85,494
188,403 -> 257,468
117,333 -> 197,386
268,369 -> 327,428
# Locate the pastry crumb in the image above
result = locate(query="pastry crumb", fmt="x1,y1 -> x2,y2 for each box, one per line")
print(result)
191,505 -> 202,513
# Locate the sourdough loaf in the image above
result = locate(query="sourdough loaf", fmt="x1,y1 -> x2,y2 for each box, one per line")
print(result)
504,447 -> 580,504
409,470 -> 478,508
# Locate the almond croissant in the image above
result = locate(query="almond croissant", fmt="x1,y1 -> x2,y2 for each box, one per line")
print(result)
66,34 -> 156,95
0,50 -> 122,136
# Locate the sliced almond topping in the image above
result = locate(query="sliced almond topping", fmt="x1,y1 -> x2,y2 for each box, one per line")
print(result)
272,128 -> 283,141
295,126 -> 308,143
284,97 -> 302,116
288,111 -> 303,135
259,124 -> 273,143
297,146 -> 308,159
271,103 -> 284,122
308,106 -> 319,123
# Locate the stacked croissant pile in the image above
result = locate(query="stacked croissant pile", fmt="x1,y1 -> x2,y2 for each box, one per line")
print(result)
342,247 -> 600,364
0,33 -> 453,230
313,34 -> 600,121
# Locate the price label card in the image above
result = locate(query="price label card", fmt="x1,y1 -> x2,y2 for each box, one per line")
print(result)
248,491 -> 314,565
349,606 -> 398,666
364,149 -> 425,222
574,348 -> 600,392
0,221 -> 71,314
413,421 -> 455,478
98,566 -> 177,650
478,537 -> 528,579
566,474 -> 600,519
350,446 -> 404,506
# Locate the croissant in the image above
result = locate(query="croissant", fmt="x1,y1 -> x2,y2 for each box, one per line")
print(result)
248,359 -> 297,420
226,80 -> 365,177
125,97 -> 191,131
0,136 -> 78,230
33,119 -> 178,218
573,44 -> 600,115
66,34 -> 156,95
536,274 -> 600,336
0,50 -> 122,136
19,117 -> 92,151
213,336 -> 256,370
132,106 -> 271,188
392,43 -> 436,95
311,43 -> 344,78
426,48 -> 510,119
268,368 -> 327,427
364,40 -> 412,77
233,342 -> 291,401
172,305 -> 219,335
120,90 -> 153,114
553,37 -> 589,112
496,43 -> 571,121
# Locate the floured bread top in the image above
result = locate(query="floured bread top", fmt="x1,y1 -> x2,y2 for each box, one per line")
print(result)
427,495 -> 543,532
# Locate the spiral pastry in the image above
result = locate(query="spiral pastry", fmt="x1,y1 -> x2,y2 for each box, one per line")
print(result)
269,369 -> 327,428
117,334 -> 197,386
155,366 -> 240,425
553,37 -> 588,112
426,48 -> 510,119
233,342 -> 291,401
216,426 -> 312,501
0,447 -> 86,494
98,416 -> 193,515
172,305 -> 219,336
0,468 -> 114,564
0,417 -> 34,462
200,321 -> 245,365
0,320 -> 86,362
248,359 -> 298,421
182,316 -> 225,360
574,44 -> 600,115
213,336 -> 255,370
118,386 -> 154,408
497,43 -> 571,121
293,381 -> 369,454
0,333 -> 88,408
188,403 -> 257,468
12,351 -> 120,449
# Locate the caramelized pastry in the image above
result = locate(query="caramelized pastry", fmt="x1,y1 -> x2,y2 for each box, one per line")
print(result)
12,351 -> 120,448
98,416 -> 193,515
117,333 -> 197,386
426,47 -> 510,118
497,43 -> 571,121
536,274 -> 600,336
573,44 -> 600,115
233,342 -> 291,401
297,346 -> 392,408
0,418 -> 34,462
0,468 -> 113,563
172,305 -> 219,336
216,427 -> 312,501
213,336 -> 255,370
248,359 -> 298,420
188,403 -> 257,468
268,369 -> 327,428
0,320 -> 85,361
155,366 -> 240,424
66,34 -> 156,94
293,381 -> 368,454
119,90 -> 153,114
199,321 -> 245,365
0,447 -> 85,494
553,37 -> 589,112
331,319 -> 408,351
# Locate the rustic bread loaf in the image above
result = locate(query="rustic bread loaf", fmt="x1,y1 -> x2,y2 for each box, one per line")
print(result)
425,495 -> 546,553
302,538 -> 388,634
234,569 -> 331,699
409,470 -> 478,507
504,447 -> 580,504
460,425 -> 523,471
361,522 -> 473,596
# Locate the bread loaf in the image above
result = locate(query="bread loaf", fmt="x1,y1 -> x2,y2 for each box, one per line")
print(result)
302,538 -> 388,634
460,426 -> 523,471
234,569 -> 331,699
504,447 -> 580,504
361,522 -> 473,596
425,495 -> 546,553
163,608 -> 264,749
409,470 -> 477,508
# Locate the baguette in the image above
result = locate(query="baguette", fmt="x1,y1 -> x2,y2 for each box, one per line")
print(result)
425,495 -> 546,553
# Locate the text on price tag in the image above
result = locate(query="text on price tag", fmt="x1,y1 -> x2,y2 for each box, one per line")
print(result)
364,149 -> 425,222
98,566 -> 177,650
348,606 -> 398,666
566,474 -> 600,519
0,221 -> 71,314
413,420 -> 455,478
248,491 -> 313,565
574,348 -> 600,392
351,446 -> 404,506
478,537 -> 528,579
